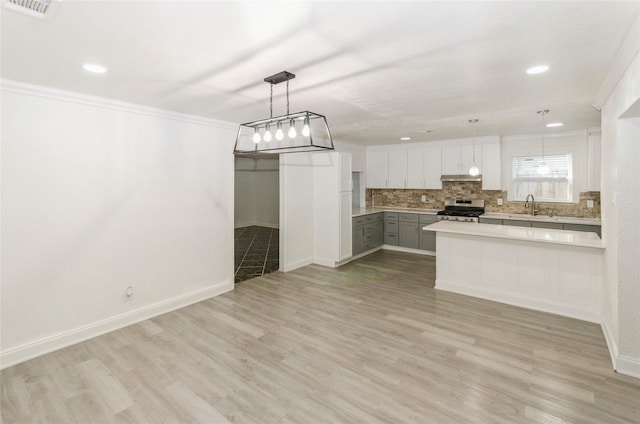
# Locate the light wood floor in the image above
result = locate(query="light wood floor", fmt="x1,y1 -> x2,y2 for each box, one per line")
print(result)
2,250 -> 639,423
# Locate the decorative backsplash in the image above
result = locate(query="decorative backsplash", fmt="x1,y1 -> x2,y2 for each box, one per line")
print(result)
367,181 -> 601,219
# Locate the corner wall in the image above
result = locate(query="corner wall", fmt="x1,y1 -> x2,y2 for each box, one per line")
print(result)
599,15 -> 640,378
0,81 -> 236,368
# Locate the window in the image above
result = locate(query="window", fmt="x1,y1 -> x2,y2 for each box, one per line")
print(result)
512,154 -> 573,202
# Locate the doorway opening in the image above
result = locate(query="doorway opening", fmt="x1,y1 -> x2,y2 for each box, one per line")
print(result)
234,156 -> 280,283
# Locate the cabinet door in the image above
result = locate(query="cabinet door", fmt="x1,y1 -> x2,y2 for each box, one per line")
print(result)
441,145 -> 461,174
388,150 -> 407,188
481,142 -> 501,190
503,219 -> 531,227
423,145 -> 442,189
339,192 -> 352,260
352,225 -> 363,255
407,148 -> 424,188
399,222 -> 420,249
420,227 -> 436,251
563,224 -> 601,237
366,151 -> 388,188
531,221 -> 563,230
479,218 -> 503,225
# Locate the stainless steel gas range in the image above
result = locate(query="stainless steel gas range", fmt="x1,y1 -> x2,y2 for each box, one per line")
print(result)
436,199 -> 485,223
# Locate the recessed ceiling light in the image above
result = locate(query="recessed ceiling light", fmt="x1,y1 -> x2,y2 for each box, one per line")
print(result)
526,65 -> 549,75
400,137 -> 411,141
546,122 -> 564,128
83,63 -> 107,73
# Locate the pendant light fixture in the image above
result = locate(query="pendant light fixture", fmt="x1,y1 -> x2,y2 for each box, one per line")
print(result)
468,118 -> 480,176
234,71 -> 334,155
537,110 -> 550,175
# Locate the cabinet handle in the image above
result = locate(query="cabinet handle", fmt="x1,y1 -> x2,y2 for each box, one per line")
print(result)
386,179 -> 388,188
404,179 -> 407,188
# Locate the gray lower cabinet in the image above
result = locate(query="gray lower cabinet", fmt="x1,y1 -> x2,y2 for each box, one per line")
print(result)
399,213 -> 420,249
419,215 -> 437,251
563,223 -> 601,237
352,225 -> 364,254
479,216 -> 601,237
353,213 -> 383,255
479,217 -> 503,225
532,221 -> 564,230
502,219 -> 532,227
384,212 -> 399,245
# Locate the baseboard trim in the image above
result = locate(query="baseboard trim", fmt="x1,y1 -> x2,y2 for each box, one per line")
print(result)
0,280 -> 233,370
282,257 -> 313,272
234,222 -> 279,229
382,245 -> 435,256
601,318 -> 619,371
435,279 -> 600,323
313,258 -> 337,268
617,355 -> 640,378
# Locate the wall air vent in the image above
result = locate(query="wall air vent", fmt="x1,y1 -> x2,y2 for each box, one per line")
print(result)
3,0 -> 53,18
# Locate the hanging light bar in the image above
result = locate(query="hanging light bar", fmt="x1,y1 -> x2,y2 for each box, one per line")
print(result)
537,110 -> 550,175
468,118 -> 480,177
234,70 -> 334,155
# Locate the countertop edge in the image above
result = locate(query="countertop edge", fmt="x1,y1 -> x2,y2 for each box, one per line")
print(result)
425,221 -> 605,250
352,207 -> 439,217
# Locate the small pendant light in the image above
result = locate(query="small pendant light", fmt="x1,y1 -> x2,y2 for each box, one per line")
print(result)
468,119 -> 480,176
537,110 -> 550,175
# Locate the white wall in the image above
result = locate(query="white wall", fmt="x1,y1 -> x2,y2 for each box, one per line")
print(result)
335,141 -> 366,172
599,15 -> 640,378
1,81 -> 236,368
501,130 -> 590,202
279,153 -> 315,271
234,157 -> 279,228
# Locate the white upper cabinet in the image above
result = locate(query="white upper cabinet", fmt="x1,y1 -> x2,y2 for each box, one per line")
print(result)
407,148 -> 424,188
388,150 -> 408,188
481,142 -> 501,190
442,144 -> 482,175
366,150 -> 389,188
423,145 -> 442,189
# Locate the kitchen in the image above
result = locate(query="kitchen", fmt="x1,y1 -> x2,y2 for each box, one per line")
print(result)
1,1 -> 639,422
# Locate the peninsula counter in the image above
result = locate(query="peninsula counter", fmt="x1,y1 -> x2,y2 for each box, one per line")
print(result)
425,221 -> 604,322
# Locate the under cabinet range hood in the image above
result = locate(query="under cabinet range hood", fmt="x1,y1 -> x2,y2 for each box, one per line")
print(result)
440,174 -> 483,182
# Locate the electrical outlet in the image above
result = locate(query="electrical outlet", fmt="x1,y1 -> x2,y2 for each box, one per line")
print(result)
124,286 -> 134,300
497,199 -> 503,206
587,200 -> 594,208
421,195 -> 427,202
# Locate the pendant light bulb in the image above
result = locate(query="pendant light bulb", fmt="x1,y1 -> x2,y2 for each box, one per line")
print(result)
469,164 -> 480,176
288,119 -> 297,139
275,122 -> 284,140
264,124 -> 272,142
302,116 -> 310,137
252,127 -> 261,144
537,162 -> 550,175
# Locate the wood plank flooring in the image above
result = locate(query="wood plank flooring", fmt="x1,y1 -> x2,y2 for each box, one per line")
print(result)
2,250 -> 639,423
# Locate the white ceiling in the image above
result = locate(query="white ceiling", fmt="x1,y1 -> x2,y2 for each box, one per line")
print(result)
1,1 -> 638,146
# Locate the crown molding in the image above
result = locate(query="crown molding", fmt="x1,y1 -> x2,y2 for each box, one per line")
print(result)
0,79 -> 238,130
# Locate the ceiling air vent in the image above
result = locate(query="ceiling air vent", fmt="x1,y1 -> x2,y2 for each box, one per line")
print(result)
3,0 -> 53,18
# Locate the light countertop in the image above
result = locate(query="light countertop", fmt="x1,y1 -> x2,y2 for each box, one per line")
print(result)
481,212 -> 601,226
424,221 -> 604,249
352,207 -> 439,217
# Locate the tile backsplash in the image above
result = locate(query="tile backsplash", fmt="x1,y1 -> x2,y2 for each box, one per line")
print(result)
367,181 -> 601,219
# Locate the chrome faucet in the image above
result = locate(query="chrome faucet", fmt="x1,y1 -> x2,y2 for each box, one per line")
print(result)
524,194 -> 539,216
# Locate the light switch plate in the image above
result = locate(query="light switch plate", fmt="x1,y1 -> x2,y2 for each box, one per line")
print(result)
587,200 -> 594,208
497,199 -> 503,206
